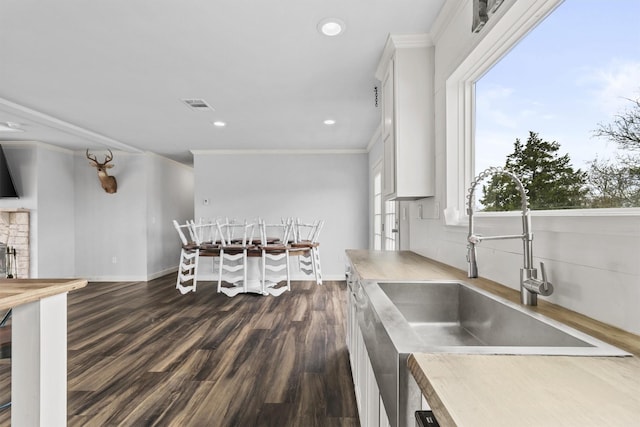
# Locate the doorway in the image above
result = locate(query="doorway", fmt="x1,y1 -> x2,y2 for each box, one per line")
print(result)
373,161 -> 399,251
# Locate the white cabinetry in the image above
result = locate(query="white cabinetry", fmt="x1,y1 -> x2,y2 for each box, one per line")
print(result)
346,263 -> 392,427
376,34 -> 435,201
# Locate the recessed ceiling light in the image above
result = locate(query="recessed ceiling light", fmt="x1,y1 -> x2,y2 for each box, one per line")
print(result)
318,18 -> 345,36
323,119 -> 336,125
213,121 -> 226,127
0,122 -> 24,132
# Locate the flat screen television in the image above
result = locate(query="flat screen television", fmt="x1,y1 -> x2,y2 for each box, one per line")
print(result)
0,146 -> 18,198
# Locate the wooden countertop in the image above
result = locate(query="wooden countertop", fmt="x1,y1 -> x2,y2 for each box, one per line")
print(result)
346,250 -> 640,427
0,278 -> 88,310
409,353 -> 640,427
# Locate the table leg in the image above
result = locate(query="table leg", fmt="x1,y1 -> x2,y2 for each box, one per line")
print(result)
244,257 -> 263,294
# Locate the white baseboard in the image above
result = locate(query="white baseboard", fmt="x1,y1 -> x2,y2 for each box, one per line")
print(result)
85,266 -> 176,283
195,272 -> 345,282
83,267 -> 345,283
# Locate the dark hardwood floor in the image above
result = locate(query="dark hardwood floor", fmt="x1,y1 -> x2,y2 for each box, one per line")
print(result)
0,276 -> 359,426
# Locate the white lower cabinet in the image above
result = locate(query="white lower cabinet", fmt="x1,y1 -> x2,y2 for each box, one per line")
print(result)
347,280 -> 392,427
379,397 -> 391,427
365,337 -> 381,426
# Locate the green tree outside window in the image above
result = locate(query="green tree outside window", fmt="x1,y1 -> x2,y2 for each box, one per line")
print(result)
480,131 -> 588,211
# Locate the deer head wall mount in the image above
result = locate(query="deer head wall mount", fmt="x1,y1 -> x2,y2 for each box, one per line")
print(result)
86,149 -> 118,194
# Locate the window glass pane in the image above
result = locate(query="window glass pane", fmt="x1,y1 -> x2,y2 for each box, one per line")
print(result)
384,200 -> 397,250
475,0 -> 640,210
373,168 -> 383,250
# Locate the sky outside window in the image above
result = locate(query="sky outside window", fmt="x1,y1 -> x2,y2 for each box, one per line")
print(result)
475,0 -> 640,179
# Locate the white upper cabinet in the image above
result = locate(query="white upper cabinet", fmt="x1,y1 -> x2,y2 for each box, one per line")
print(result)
376,34 -> 435,200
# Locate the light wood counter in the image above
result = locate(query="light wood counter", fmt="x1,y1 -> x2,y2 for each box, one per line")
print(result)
2,278 -> 88,427
409,353 -> 640,427
0,278 -> 87,311
346,250 -> 640,427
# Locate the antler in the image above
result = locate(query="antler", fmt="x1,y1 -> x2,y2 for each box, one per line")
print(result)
86,149 -> 99,164
86,149 -> 114,165
104,149 -> 113,164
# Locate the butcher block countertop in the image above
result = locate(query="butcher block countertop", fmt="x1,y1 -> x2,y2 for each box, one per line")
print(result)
0,278 -> 87,310
346,250 -> 640,427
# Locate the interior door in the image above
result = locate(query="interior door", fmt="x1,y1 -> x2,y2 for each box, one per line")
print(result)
373,162 -> 383,250
383,200 -> 399,251
373,160 -> 400,251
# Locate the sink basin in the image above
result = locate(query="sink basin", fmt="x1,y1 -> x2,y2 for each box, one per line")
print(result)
354,279 -> 630,427
377,280 -> 630,355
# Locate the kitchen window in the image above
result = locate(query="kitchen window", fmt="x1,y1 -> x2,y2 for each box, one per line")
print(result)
475,0 -> 640,211
444,0 -> 640,224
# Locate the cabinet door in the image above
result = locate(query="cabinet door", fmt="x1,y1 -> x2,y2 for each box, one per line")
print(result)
346,291 -> 353,359
380,396 -> 392,427
355,327 -> 366,415
365,359 -> 380,427
382,60 -> 396,198
347,290 -> 357,374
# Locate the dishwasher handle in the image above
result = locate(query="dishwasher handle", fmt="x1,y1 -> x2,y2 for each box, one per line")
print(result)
415,411 -> 440,427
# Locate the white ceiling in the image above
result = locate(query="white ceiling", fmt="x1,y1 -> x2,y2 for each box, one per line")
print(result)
0,0 -> 445,165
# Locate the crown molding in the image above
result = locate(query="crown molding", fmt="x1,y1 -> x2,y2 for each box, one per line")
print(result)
0,96 -> 143,153
0,140 -> 74,155
191,148 -> 367,156
375,33 -> 432,80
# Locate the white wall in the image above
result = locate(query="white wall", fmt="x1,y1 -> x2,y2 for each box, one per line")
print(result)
74,150 -> 194,281
193,151 -> 369,280
36,146 -> 75,277
74,151 -> 147,280
145,153 -> 194,279
394,0 -> 640,335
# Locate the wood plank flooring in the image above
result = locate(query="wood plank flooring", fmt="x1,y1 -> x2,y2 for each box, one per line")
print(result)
0,276 -> 359,426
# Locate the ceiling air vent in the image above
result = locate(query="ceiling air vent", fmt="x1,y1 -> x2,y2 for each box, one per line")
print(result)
182,99 -> 214,111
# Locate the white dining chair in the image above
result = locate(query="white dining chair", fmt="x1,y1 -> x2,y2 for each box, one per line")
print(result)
258,220 -> 292,296
189,219 -> 221,278
292,219 -> 324,285
173,219 -> 200,294
216,220 -> 256,296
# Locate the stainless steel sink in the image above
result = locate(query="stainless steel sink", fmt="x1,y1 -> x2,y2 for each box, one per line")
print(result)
377,280 -> 630,354
353,279 -> 630,427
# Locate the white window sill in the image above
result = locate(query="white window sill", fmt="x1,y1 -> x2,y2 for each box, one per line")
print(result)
444,206 -> 640,228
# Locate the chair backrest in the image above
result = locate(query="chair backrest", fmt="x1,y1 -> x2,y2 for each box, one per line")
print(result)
216,218 -> 244,243
216,220 -> 255,246
259,220 -> 291,246
294,219 -> 324,244
188,219 -> 219,245
312,220 -> 324,243
173,220 -> 192,246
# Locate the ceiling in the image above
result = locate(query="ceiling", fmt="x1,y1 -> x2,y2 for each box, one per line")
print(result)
0,0 -> 445,165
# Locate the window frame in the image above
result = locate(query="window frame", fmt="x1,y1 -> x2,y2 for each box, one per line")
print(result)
443,0 -> 640,226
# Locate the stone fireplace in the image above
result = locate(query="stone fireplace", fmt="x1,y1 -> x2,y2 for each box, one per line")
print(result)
0,209 -> 29,278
